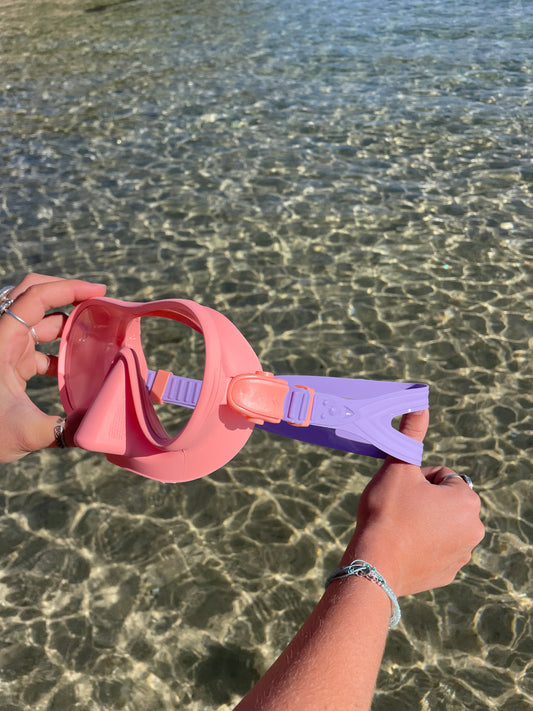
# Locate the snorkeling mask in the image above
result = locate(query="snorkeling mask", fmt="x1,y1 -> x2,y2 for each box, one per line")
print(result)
58,297 -> 428,483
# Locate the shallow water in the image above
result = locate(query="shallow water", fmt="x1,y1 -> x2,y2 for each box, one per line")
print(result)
0,0 -> 532,709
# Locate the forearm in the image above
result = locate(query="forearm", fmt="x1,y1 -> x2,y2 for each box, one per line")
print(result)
235,575 -> 391,711
235,411 -> 485,710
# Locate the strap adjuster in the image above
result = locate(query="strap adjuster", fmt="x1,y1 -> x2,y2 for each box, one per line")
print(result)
285,385 -> 314,427
227,372 -> 289,425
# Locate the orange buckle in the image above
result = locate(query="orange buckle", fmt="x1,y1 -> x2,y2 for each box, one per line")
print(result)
150,369 -> 172,404
227,372 -> 289,426
287,385 -> 314,427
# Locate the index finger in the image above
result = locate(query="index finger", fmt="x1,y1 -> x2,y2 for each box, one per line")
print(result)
5,279 -> 106,327
423,466 -> 474,489
8,273 -> 66,300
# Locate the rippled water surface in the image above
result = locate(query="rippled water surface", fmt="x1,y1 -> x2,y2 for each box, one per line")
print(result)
1,0 -> 532,709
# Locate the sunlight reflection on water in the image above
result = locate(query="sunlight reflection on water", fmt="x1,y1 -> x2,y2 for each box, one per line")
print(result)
0,0 -> 532,709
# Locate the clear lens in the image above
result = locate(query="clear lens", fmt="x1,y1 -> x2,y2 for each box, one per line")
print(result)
64,303 -> 205,441
141,316 -> 205,437
65,303 -> 135,410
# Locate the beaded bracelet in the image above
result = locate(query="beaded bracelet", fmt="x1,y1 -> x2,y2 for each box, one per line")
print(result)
325,559 -> 401,628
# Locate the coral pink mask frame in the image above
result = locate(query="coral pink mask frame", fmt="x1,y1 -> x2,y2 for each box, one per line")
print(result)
58,297 -> 261,482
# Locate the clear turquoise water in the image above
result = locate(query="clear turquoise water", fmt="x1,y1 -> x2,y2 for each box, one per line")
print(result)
0,0 -> 532,709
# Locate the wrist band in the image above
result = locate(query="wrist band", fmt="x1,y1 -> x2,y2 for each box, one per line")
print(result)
325,559 -> 401,628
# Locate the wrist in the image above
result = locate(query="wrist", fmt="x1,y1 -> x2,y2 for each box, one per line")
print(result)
326,559 -> 401,627
341,525 -> 403,596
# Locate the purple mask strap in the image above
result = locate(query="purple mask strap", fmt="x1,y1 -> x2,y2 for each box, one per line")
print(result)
146,371 -> 428,466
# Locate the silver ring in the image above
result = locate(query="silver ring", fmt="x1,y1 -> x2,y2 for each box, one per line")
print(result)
54,418 -> 66,448
442,473 -> 473,490
3,309 -> 40,344
0,298 -> 14,315
0,285 -> 14,302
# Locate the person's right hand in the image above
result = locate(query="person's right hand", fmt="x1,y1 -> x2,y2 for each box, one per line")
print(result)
341,409 -> 485,597
0,273 -> 106,463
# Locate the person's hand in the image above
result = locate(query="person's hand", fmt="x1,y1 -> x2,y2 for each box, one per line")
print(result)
0,273 -> 106,463
342,409 -> 485,597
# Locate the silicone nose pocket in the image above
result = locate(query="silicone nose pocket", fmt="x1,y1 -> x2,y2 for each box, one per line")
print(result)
74,349 -> 163,457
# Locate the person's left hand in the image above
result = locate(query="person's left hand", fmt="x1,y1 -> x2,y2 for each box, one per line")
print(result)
341,410 -> 485,597
0,273 -> 106,463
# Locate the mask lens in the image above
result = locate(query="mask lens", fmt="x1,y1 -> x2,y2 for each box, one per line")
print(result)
62,302 -> 206,440
141,316 -> 205,437
64,302 -> 136,410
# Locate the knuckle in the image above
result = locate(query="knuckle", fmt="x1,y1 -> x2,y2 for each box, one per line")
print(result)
25,281 -> 42,296
462,551 -> 473,567
475,520 -> 486,543
466,490 -> 482,512
443,570 -> 459,587
19,273 -> 40,288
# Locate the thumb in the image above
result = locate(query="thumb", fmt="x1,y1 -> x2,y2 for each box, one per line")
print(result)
398,408 -> 429,444
377,408 -> 430,474
367,409 -> 430,488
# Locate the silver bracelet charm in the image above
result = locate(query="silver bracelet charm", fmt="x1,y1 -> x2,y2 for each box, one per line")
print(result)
326,559 -> 401,628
